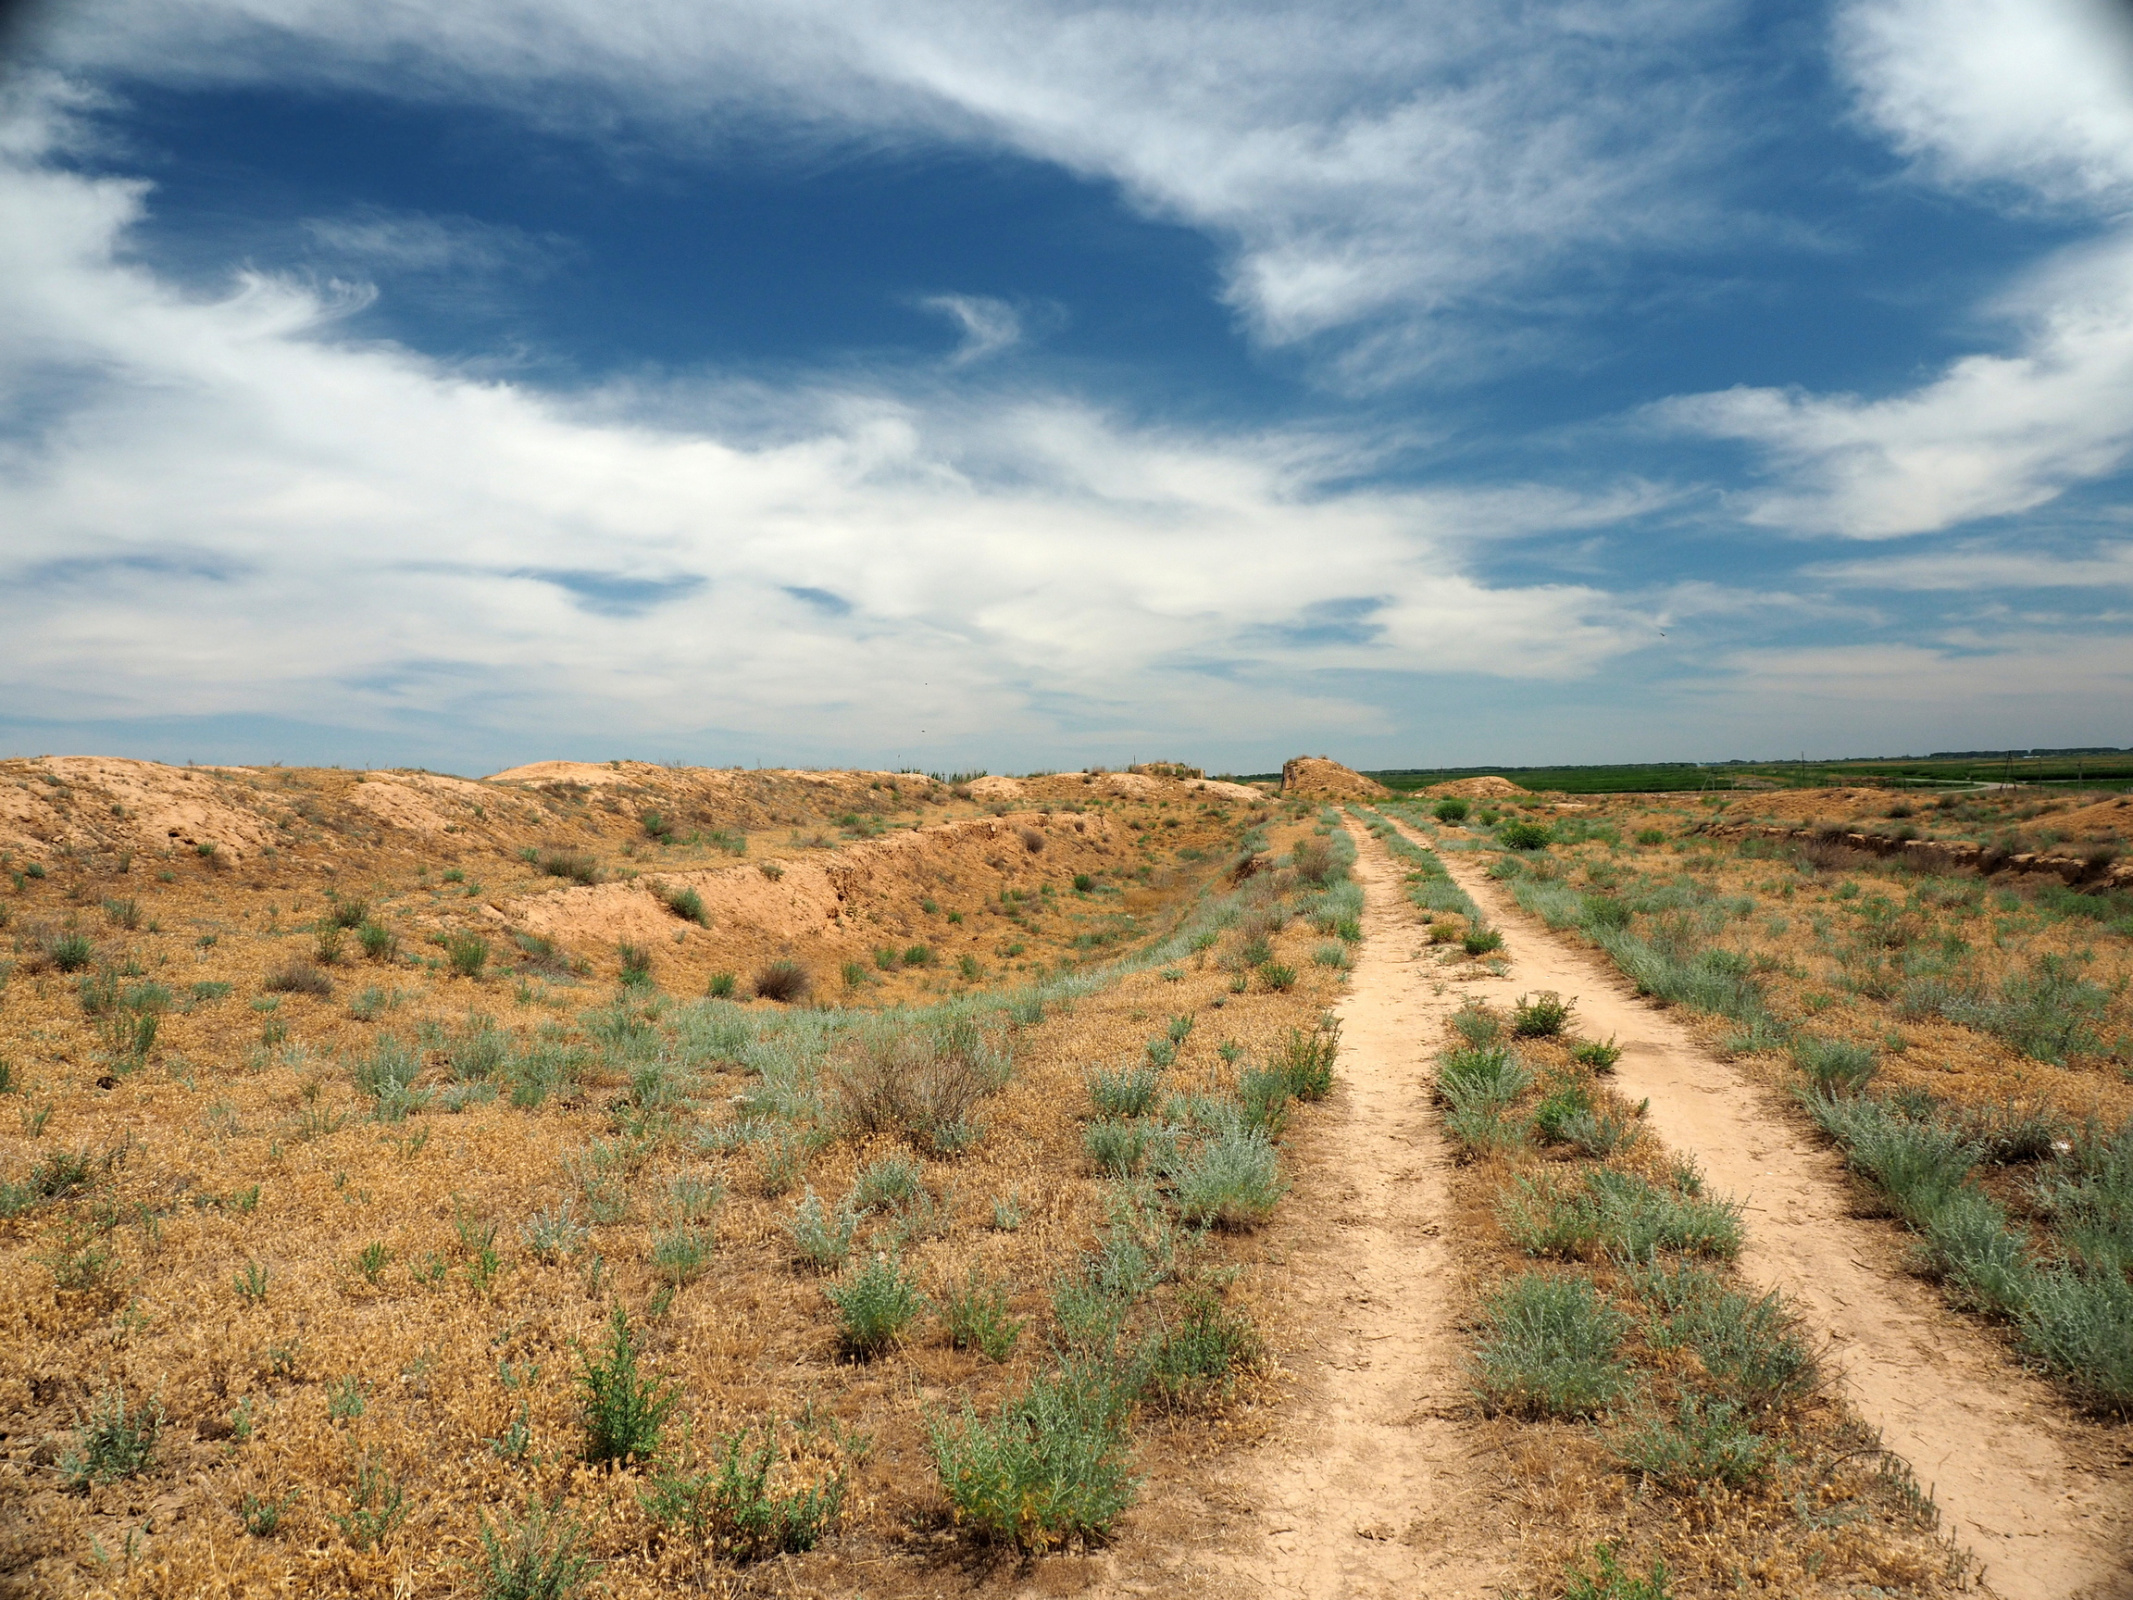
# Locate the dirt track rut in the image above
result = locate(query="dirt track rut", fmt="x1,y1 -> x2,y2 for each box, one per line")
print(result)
1399,815 -> 2133,1600
1200,824 -> 1509,1599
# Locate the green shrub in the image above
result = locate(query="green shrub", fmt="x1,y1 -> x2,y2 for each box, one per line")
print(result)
927,1359 -> 1138,1550
49,933 -> 94,973
1793,1035 -> 1877,1095
651,1225 -> 716,1287
1499,820 -> 1553,851
1462,925 -> 1504,956
579,1305 -> 678,1466
1238,1066 -> 1292,1137
1803,1091 -> 1980,1227
1144,1291 -> 1258,1405
1433,799 -> 1470,823
784,1189 -> 857,1271
1474,1273 -> 1629,1418
642,1422 -> 845,1564
1512,991 -> 1574,1038
1631,1258 -> 1816,1406
1257,961 -> 1297,992
2029,1119 -> 2133,1277
1088,1064 -> 1160,1119
1085,1120 -> 1152,1177
941,1270 -> 1024,1362
1436,1045 -> 1530,1109
1562,1543 -> 1673,1600
1311,941 -> 1349,969
1172,1128 -> 1286,1228
1277,1024 -> 1338,1100
1635,829 -> 1667,846
1500,1170 -> 1741,1260
447,933 -> 490,980
661,884 -> 707,926
2016,1267 -> 2133,1415
540,851 -> 600,885
1920,1188 -> 2037,1316
357,921 -> 396,960
849,1152 -> 924,1213
1450,1001 -> 1503,1047
60,1384 -> 161,1487
826,1254 -> 927,1358
473,1502 -> 601,1599
706,971 -> 737,999
1616,1394 -> 1769,1488
1533,1079 -> 1593,1142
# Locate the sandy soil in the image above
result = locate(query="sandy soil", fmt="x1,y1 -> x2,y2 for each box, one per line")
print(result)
1397,818 -> 2133,1600
1162,824 -> 1511,1599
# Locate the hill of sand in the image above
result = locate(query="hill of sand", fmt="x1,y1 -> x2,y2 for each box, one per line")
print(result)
1417,775 -> 1527,799
1280,756 -> 1390,799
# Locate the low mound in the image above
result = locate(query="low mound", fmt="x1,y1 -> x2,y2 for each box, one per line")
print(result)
1281,756 -> 1390,799
1420,775 -> 1526,799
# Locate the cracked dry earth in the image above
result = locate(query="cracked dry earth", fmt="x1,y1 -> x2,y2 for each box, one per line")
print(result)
1399,815 -> 2133,1600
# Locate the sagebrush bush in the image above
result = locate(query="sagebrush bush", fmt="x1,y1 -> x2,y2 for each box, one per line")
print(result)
784,1189 -> 857,1271
264,961 -> 332,997
60,1384 -> 161,1487
941,1270 -> 1024,1362
1088,1064 -> 1160,1119
1172,1127 -> 1286,1228
1631,1257 -> 1816,1407
826,1254 -> 926,1358
1793,1035 -> 1877,1095
1616,1394 -> 1769,1488
1085,1119 -> 1152,1177
1500,1169 -> 1742,1260
1474,1273 -> 1628,1418
1144,1291 -> 1258,1405
927,1359 -> 1138,1550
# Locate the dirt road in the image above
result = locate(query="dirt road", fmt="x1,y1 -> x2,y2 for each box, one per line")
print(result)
1395,815 -> 2133,1600
1190,823 -> 1510,1599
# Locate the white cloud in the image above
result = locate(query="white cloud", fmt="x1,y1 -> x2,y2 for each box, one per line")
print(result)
1656,229 -> 2133,537
1809,540 -> 2133,590
1648,2 -> 2133,540
31,0 -> 1755,378
300,206 -> 562,278
917,294 -> 1022,365
0,91 -> 1644,761
1836,0 -> 2133,209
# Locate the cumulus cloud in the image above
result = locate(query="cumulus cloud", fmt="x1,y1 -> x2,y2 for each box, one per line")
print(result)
1836,0 -> 2133,207
28,0 -> 1756,379
0,89 -> 1644,762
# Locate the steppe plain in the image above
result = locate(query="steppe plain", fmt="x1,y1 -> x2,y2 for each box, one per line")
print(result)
1,755 -> 2129,1600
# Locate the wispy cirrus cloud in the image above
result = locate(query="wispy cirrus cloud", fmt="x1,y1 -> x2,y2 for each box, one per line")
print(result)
32,0 -> 1762,381
0,83 -> 1650,765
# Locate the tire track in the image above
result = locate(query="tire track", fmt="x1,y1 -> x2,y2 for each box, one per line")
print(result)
1390,813 -> 2133,1600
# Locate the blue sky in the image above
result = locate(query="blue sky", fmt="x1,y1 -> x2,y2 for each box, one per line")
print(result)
2,0 -> 2131,776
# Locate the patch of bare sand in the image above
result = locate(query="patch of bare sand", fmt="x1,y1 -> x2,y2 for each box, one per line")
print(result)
1112,824 -> 1510,1600
1400,817 -> 2133,1600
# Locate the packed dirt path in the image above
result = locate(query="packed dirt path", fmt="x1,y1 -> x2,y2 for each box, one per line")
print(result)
1390,815 -> 2133,1600
1186,823 -> 1511,1599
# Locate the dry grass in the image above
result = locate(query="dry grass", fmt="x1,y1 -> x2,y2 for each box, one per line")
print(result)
0,759 -> 1323,1597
